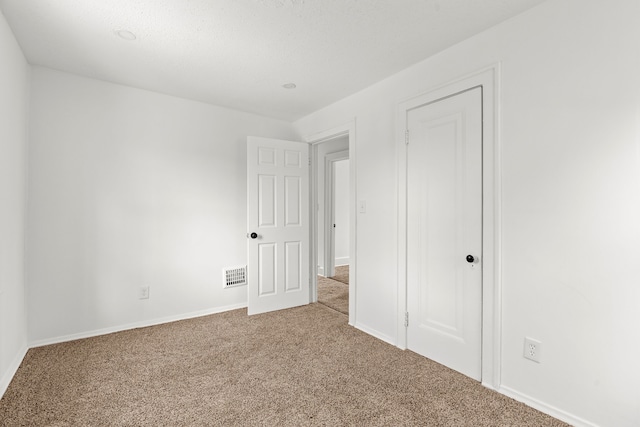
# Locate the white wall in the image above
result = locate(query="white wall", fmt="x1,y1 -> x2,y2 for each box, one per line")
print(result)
293,0 -> 640,426
0,10 -> 29,397
333,159 -> 349,265
27,68 -> 299,345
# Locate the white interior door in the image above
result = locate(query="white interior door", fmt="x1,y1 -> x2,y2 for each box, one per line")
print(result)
247,136 -> 310,315
406,87 -> 482,380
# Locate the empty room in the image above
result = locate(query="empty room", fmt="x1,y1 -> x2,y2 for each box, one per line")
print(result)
0,0 -> 638,426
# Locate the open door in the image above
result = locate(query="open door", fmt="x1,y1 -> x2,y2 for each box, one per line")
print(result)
247,136 -> 310,315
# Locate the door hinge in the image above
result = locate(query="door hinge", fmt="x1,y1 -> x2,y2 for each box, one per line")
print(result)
404,312 -> 409,327
405,129 -> 410,145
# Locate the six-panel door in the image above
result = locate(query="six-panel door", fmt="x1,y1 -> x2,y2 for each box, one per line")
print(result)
247,137 -> 310,315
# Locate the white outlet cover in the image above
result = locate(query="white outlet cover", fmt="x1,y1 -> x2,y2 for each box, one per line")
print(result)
524,337 -> 541,363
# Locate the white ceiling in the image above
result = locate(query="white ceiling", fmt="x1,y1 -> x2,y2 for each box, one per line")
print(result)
0,0 -> 547,121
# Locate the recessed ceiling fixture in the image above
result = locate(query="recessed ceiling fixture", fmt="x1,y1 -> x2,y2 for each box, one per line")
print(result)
282,83 -> 297,89
115,30 -> 137,41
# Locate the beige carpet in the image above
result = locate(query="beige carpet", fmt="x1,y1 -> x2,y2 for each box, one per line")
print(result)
318,264 -> 349,314
0,304 -> 568,426
317,275 -> 348,315
329,264 -> 349,285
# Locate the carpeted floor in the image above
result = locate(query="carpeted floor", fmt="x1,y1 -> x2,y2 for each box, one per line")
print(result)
329,265 -> 349,285
317,275 -> 348,314
0,304 -> 568,426
317,265 -> 349,314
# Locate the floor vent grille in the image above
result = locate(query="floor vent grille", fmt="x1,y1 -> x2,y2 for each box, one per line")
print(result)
223,266 -> 247,288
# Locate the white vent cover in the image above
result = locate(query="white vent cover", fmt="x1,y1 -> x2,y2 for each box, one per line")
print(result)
223,266 -> 247,288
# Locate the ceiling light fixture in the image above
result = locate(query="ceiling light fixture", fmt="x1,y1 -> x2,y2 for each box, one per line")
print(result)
282,83 -> 297,89
115,30 -> 137,41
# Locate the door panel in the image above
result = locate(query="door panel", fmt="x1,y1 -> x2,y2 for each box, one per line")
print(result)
258,243 -> 276,296
285,241 -> 301,291
284,176 -> 301,226
258,175 -> 276,227
248,137 -> 309,315
407,87 -> 482,380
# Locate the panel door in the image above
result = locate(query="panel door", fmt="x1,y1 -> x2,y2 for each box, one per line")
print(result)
247,137 -> 309,315
406,87 -> 483,380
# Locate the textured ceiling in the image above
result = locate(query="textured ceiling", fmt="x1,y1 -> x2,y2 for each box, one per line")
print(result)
0,0 -> 547,121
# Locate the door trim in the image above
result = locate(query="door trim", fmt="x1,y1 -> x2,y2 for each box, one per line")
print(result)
396,65 -> 501,389
306,121 -> 357,326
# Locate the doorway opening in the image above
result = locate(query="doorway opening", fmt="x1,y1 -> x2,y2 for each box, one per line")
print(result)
307,122 -> 356,325
317,150 -> 349,314
319,151 -> 349,278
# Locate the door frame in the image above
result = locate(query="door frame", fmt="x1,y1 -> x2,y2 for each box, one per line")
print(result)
306,121 -> 357,326
396,65 -> 501,389
323,150 -> 349,278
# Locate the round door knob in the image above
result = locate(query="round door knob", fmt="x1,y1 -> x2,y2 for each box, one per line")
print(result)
466,255 -> 475,263
250,232 -> 258,239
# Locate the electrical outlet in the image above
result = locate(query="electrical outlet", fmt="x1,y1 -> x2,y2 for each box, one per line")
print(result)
524,337 -> 541,363
139,286 -> 150,300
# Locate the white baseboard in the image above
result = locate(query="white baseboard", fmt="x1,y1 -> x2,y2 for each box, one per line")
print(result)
499,385 -> 599,427
29,303 -> 248,348
317,265 -> 325,276
354,321 -> 396,347
0,344 -> 28,400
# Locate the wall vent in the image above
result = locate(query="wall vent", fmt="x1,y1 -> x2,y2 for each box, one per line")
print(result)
223,266 -> 247,288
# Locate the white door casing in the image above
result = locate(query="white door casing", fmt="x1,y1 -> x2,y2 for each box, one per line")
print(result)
397,66 -> 500,388
247,137 -> 310,315
306,121 -> 357,326
406,87 -> 482,380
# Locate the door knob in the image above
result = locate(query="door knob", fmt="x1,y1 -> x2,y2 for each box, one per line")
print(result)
249,232 -> 258,239
466,255 -> 475,263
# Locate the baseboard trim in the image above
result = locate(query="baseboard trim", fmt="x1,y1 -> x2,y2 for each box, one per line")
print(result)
354,321 -> 396,347
0,344 -> 28,400
335,258 -> 349,266
499,385 -> 599,427
29,303 -> 248,348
